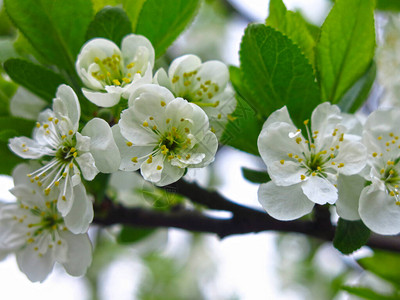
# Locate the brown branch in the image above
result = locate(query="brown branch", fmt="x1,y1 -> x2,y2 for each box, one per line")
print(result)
93,179 -> 400,253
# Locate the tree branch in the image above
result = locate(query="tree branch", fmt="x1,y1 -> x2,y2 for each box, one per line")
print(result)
93,179 -> 400,253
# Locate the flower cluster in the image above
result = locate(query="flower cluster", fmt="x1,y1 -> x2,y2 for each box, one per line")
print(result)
257,103 -> 400,236
4,34 -> 231,281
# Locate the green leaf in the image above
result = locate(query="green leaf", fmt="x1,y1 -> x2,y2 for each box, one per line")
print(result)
4,59 -> 66,102
240,24 -> 320,128
122,0 -> 147,31
136,0 -> 200,57
342,286 -> 398,300
376,0 -> 400,11
241,167 -> 270,184
86,7 -> 132,46
117,226 -> 155,244
5,0 -> 93,71
358,250 -> 400,286
220,95 -> 263,156
0,75 -> 18,117
338,62 -> 376,113
333,218 -> 370,255
316,0 -> 375,104
266,0 -> 317,66
91,0 -> 122,12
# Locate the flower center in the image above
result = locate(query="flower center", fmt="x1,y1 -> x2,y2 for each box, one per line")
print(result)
172,70 -> 220,108
91,54 -> 137,87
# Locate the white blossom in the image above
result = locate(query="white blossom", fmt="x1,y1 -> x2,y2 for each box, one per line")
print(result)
154,54 -> 236,138
115,84 -> 218,186
8,85 -> 120,221
354,108 -> 400,235
257,103 -> 367,220
76,34 -> 154,107
0,163 -> 92,282
10,87 -> 47,120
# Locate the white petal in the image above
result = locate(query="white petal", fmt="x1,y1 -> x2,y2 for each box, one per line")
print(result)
128,83 -> 175,107
53,85 -> 80,132
336,174 -> 363,221
168,54 -> 201,80
10,88 -> 47,120
311,102 -> 342,138
60,231 -> 92,276
64,183 -> 93,234
121,34 -> 155,69
12,162 -> 42,187
196,60 -> 229,90
261,106 -> 294,130
186,131 -> 218,168
268,161 -> 303,186
121,63 -> 153,99
111,124 -> 154,171
334,140 -> 367,175
57,177 -> 74,216
82,118 -> 120,173
156,162 -> 185,186
75,152 -> 99,181
301,176 -> 337,205
82,88 -> 121,107
359,185 -> 400,235
75,132 -> 91,152
258,121 -> 303,166
140,153 -> 165,184
258,182 -> 314,220
16,243 -> 55,282
153,68 -> 172,90
8,137 -> 45,159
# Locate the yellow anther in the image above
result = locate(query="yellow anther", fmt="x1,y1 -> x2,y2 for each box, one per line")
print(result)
312,172 -> 317,176
37,181 -> 42,187
213,101 -> 220,107
122,77 -> 131,83
294,155 -> 299,158
390,191 -> 395,196
298,158 -> 303,163
55,181 -> 60,187
338,163 -> 344,168
126,141 -> 133,147
184,80 -> 191,86
68,130 -> 73,135
331,162 -> 336,165
380,168 -> 385,174
43,124 -> 49,129
166,118 -> 171,124
280,160 -> 285,165
106,71 -> 111,77
27,238 -> 34,244
386,142 -> 390,147
73,152 -> 77,158
157,165 -> 162,170
300,175 -> 306,181
149,117 -> 154,120
185,127 -> 190,133
390,132 -> 394,137
172,76 -> 179,83
152,125 -> 157,130
310,144 -> 315,148
168,155 -> 174,160
218,114 -> 222,119
147,156 -> 153,164
131,157 -> 138,163
339,134 -> 344,142
314,131 -> 319,134
378,136 -> 382,140
45,188 -> 50,195
22,149 -> 28,152
317,166 -> 322,171
390,170 -> 395,175
62,196 -> 66,201
372,152 -> 378,157
143,121 -> 149,127
330,147 -> 335,151
330,153 -> 335,159
61,135 -> 66,139
69,163 -> 73,169
57,240 -> 62,245
62,172 -> 67,177
288,153 -> 293,158
112,79 -> 121,86
197,91 -> 203,96
208,92 -> 213,99
336,145 -> 340,149
296,137 -> 302,144
94,57 -> 100,63
161,101 -> 166,107
127,62 -> 135,69
36,122 -> 41,128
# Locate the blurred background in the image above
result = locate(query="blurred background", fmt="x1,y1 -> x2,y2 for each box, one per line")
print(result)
1,0 -> 399,299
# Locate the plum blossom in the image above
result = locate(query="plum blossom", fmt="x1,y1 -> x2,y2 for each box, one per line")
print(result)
350,108 -> 400,235
76,34 -> 154,107
0,163 -> 92,282
114,84 -> 218,186
257,103 -> 367,220
154,54 -> 236,138
8,85 -> 120,221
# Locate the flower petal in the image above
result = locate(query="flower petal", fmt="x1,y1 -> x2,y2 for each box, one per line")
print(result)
258,181 -> 314,220
359,185 -> 400,235
64,183 -> 93,234
267,160 -> 303,186
336,174 -> 363,221
53,85 -> 80,132
82,88 -> 121,107
168,54 -> 201,80
10,88 -> 47,121
82,118 -> 121,173
8,137 -> 45,159
334,140 -> 367,175
140,153 -> 165,184
75,152 -> 99,181
310,102 -> 342,138
121,34 -> 155,70
301,176 -> 337,205
60,231 -> 92,277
